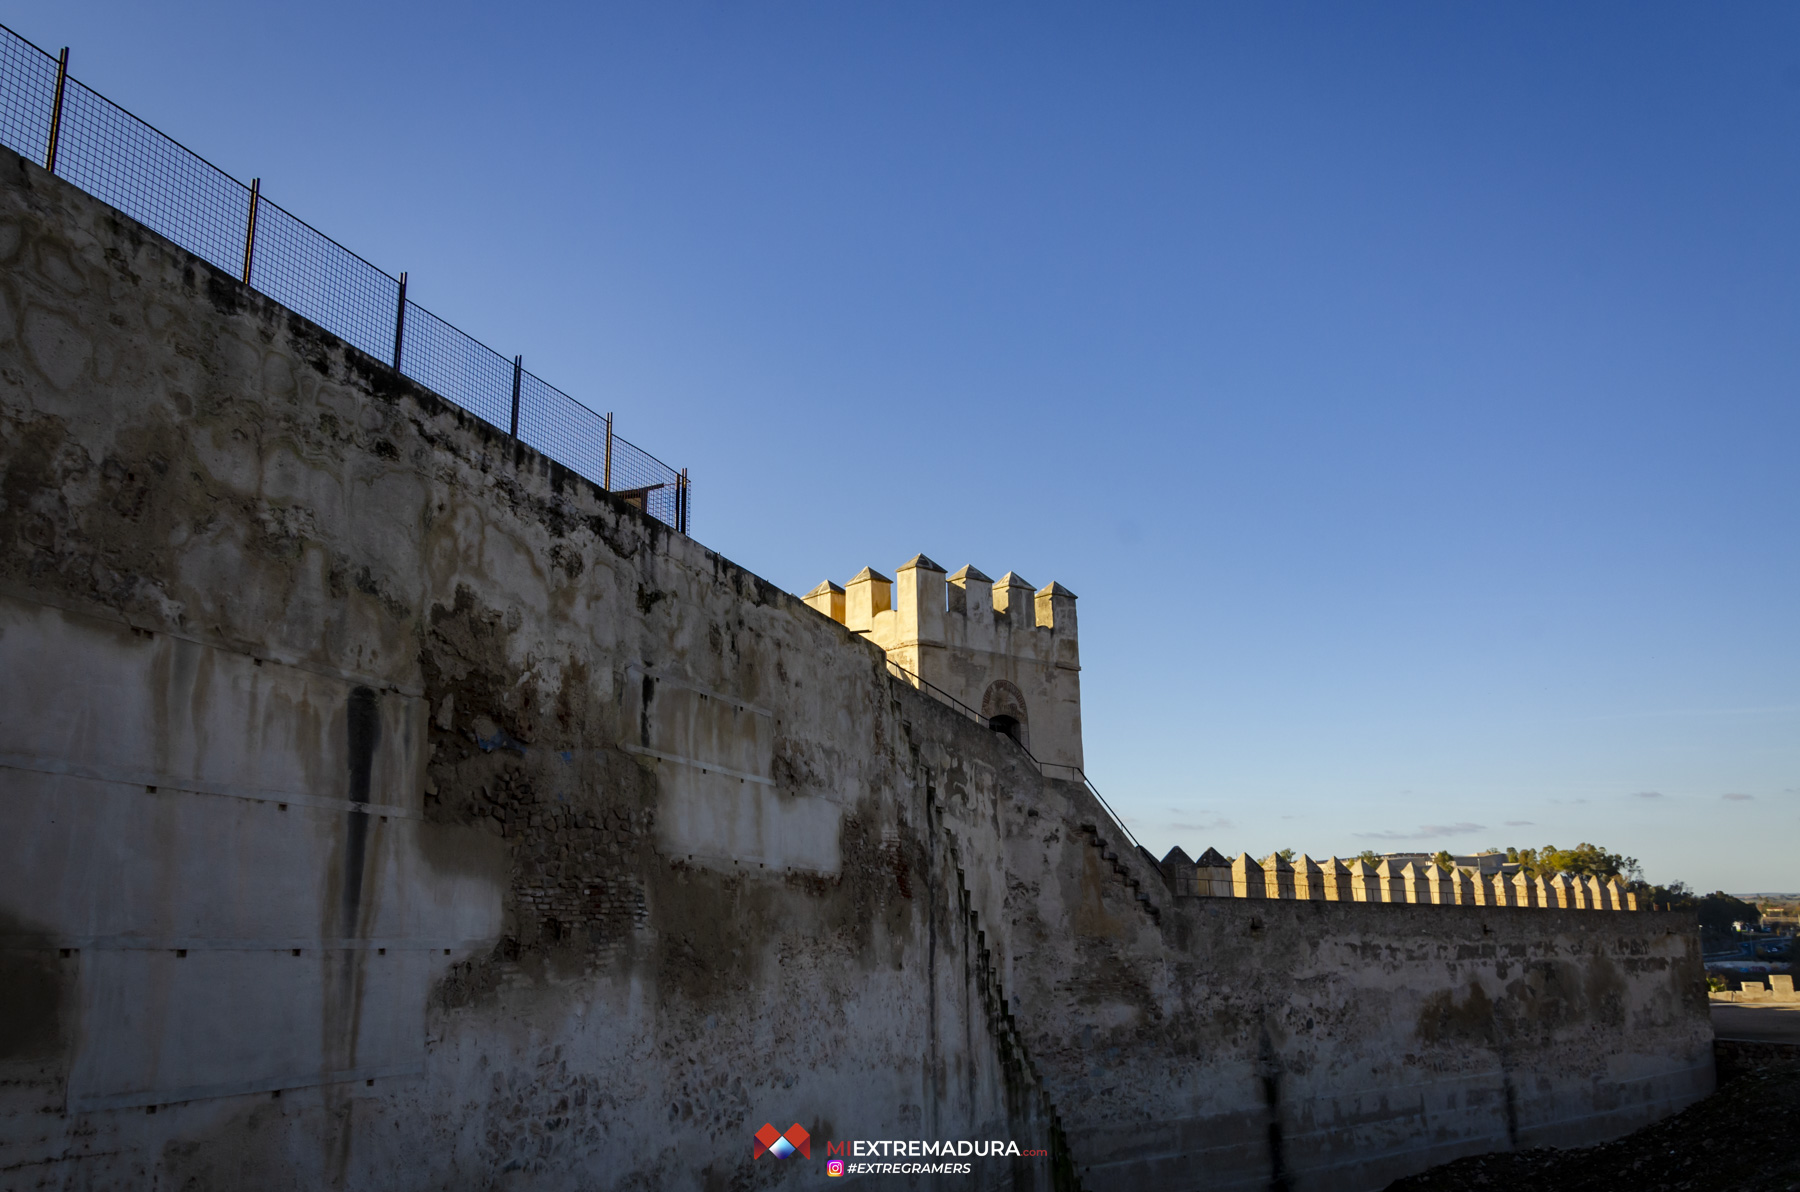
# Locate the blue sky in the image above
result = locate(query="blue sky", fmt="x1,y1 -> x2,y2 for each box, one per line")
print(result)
11,2 -> 1796,892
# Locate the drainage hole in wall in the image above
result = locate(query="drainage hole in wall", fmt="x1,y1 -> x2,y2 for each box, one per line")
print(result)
175,949 -> 187,958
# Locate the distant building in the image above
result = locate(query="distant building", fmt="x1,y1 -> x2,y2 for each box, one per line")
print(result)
1379,851 -> 1519,877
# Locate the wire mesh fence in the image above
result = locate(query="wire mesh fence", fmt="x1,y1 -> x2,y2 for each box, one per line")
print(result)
0,29 -> 54,165
252,197 -> 399,367
54,77 -> 250,278
0,22 -> 689,534
396,300 -> 514,432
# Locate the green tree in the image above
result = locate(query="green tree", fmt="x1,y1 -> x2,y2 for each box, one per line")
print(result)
1642,881 -> 1695,911
1506,846 -> 1541,871
1355,849 -> 1382,865
1505,842 -> 1637,880
1275,848 -> 1297,863
1432,850 -> 1455,872
1696,892 -> 1760,934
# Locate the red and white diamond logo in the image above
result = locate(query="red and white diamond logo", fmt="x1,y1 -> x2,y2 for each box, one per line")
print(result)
753,1122 -> 811,1159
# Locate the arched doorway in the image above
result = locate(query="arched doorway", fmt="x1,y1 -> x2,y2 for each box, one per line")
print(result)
981,680 -> 1029,753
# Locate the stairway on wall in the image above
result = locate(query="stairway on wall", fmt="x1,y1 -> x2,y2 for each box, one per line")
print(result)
1077,822 -> 1162,923
935,819 -> 1083,1192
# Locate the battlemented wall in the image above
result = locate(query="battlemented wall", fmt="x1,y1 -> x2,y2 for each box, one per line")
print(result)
0,152 -> 1065,1191
0,153 -> 1713,1192
1161,849 -> 1644,910
804,557 -> 1084,772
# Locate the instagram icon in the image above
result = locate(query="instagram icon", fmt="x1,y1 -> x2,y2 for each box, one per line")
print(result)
826,1159 -> 845,1177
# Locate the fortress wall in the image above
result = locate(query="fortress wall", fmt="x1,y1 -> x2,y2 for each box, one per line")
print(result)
809,559 -> 1084,771
902,706 -> 1714,1191
0,151 -> 1713,1192
0,154 -> 1056,1191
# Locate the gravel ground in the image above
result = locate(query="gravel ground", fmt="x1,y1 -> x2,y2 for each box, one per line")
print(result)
1384,1042 -> 1800,1192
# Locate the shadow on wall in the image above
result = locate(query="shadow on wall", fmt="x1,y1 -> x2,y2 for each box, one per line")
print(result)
0,909 -> 68,1066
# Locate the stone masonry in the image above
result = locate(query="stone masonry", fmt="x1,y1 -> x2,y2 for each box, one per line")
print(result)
0,151 -> 1715,1191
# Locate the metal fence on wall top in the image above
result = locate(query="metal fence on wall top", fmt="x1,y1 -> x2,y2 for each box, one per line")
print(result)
0,24 -> 690,534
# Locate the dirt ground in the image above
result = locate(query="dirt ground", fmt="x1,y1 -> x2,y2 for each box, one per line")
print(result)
1384,1039 -> 1800,1192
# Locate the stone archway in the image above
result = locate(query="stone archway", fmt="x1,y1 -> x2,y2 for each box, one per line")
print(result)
980,679 -> 1030,754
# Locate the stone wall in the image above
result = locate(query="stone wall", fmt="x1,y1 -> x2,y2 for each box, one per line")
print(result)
0,152 -> 1713,1191
1160,850 -> 1643,910
803,557 -> 1085,773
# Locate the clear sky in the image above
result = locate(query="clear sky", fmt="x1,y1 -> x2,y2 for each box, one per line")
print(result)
11,2 -> 1796,893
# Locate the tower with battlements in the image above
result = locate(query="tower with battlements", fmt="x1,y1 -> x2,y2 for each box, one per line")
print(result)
803,555 -> 1083,773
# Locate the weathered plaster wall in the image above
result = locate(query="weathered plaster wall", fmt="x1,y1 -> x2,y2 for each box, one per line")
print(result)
905,718 -> 1713,1190
0,154 -> 1059,1191
0,152 -> 1711,1192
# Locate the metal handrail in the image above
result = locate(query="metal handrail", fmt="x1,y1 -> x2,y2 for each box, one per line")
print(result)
881,658 -> 1145,856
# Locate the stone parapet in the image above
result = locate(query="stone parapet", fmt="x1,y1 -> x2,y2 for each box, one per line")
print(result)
802,555 -> 1085,770
1157,849 -> 1645,910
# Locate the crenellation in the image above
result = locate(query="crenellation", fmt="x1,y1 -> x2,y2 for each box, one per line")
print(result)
844,566 -> 892,633
1160,846 -> 1197,897
1294,855 -> 1326,900
802,580 -> 845,624
802,555 -> 1085,770
1320,857 -> 1352,902
1195,847 -> 1233,897
1034,581 -> 1078,636
1263,852 -> 1297,899
1374,860 -> 1404,904
1157,847 -> 1648,913
1425,864 -> 1454,906
1232,853 -> 1266,899
0,138 -> 1700,1192
894,554 -> 947,647
947,564 -> 993,622
993,572 -> 1036,629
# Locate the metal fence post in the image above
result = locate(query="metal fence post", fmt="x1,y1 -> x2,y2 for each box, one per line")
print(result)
240,178 -> 260,285
603,413 -> 613,491
44,47 -> 68,173
509,356 -> 522,439
391,272 -> 407,369
3,21 -> 696,540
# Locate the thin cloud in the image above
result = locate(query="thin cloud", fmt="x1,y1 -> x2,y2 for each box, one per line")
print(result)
1355,822 -> 1485,842
1504,820 -> 1534,827
1631,791 -> 1664,800
1166,817 -> 1235,834
1721,793 -> 1755,802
